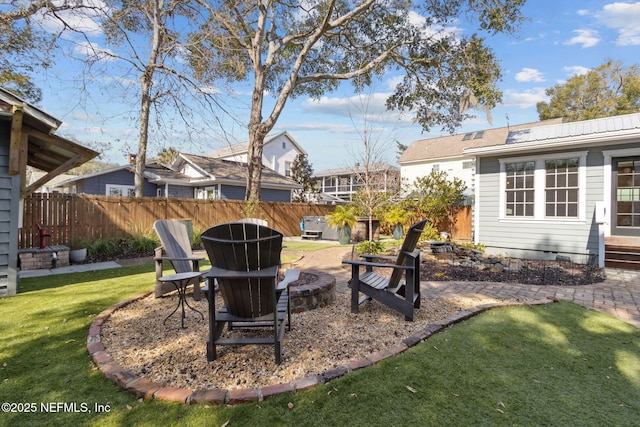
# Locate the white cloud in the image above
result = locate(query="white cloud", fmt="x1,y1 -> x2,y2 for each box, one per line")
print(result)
35,1 -> 106,37
73,41 -> 116,61
563,65 -> 591,77
564,29 -> 600,48
523,33 -> 546,43
283,122 -> 356,134
515,68 -> 544,82
597,2 -> 640,45
302,93 -> 392,117
385,75 -> 404,91
577,9 -> 590,16
501,88 -> 548,109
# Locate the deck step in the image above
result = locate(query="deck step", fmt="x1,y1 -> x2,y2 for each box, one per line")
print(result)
605,244 -> 640,270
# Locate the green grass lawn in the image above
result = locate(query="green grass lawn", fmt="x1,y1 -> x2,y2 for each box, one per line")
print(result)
1,263 -> 638,426
282,240 -> 343,252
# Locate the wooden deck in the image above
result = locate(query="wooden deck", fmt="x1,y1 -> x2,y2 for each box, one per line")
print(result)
605,236 -> 640,270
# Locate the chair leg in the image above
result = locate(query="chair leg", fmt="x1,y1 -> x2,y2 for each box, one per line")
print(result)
351,266 -> 360,314
207,340 -> 217,361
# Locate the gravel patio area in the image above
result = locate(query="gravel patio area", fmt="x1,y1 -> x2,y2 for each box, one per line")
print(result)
100,246 -> 514,390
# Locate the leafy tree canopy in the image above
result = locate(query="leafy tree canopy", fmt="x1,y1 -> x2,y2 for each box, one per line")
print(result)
189,0 -> 527,200
537,60 -> 640,122
410,170 -> 466,225
290,153 -> 317,202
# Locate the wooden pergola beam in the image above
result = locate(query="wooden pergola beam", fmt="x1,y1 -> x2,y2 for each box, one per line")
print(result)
8,105 -> 25,176
22,154 -> 83,198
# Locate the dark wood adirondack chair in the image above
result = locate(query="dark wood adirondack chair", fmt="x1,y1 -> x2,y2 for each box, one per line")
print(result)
201,222 -> 299,364
343,219 -> 428,321
153,219 -> 206,300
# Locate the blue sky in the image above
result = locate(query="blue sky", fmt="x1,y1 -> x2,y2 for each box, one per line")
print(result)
29,1 -> 640,173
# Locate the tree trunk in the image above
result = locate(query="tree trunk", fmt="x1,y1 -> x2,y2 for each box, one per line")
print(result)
134,0 -> 162,198
246,124 -> 267,201
246,56 -> 269,201
135,75 -> 152,197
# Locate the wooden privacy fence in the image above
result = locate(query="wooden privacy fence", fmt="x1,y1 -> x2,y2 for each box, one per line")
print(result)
18,194 -> 335,249
436,206 -> 472,242
18,194 -> 472,249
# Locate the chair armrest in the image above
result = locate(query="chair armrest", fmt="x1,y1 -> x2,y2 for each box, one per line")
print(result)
154,256 -> 205,262
342,259 -> 416,270
359,253 -> 396,261
401,249 -> 422,259
276,269 -> 300,291
207,265 -> 279,279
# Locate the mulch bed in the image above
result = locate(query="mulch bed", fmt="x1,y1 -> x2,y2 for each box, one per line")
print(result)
420,258 -> 606,286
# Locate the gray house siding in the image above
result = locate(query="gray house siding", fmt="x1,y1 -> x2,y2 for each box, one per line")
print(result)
219,185 -> 291,202
220,184 -> 245,200
167,185 -> 193,198
262,188 -> 292,203
75,169 -> 157,197
0,123 -> 18,296
476,146 -> 613,264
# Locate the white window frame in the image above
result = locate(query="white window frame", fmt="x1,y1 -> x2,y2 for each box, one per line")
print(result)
284,161 -> 292,177
195,185 -> 220,200
106,184 -> 135,197
499,151 -> 588,223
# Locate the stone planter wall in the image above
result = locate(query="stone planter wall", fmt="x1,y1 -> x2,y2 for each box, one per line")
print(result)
18,246 -> 70,270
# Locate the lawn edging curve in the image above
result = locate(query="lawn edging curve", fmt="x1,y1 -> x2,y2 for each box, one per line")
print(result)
87,291 -> 558,406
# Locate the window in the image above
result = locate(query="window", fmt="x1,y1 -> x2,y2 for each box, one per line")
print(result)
282,142 -> 286,149
462,133 -> 473,141
505,161 -> 535,217
500,152 -> 586,221
474,130 -> 485,139
432,164 -> 440,172
106,184 -> 135,197
545,158 -> 579,217
196,186 -> 219,200
463,160 -> 474,169
285,161 -> 292,177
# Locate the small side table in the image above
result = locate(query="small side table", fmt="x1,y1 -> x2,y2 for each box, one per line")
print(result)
160,271 -> 205,328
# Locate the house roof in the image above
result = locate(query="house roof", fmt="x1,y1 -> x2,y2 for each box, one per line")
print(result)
0,87 -> 99,197
465,112 -> 640,156
206,131 -> 307,158
313,163 -> 399,178
54,164 -> 134,186
398,118 -> 564,164
56,154 -> 302,190
170,153 -> 302,189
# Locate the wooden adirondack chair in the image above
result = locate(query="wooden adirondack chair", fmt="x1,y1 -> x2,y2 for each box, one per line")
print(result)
201,222 -> 299,364
343,219 -> 428,321
153,219 -> 206,300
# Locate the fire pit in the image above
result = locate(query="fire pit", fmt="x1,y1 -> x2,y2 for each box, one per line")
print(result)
288,270 -> 336,312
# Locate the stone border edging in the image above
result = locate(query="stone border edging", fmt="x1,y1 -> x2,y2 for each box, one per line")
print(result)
87,292 -> 558,406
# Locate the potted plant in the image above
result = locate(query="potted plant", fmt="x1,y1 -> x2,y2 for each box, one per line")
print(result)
68,237 -> 89,263
325,205 -> 357,245
383,206 -> 410,240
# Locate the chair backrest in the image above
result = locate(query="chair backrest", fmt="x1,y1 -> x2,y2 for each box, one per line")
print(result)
153,219 -> 194,274
238,217 -> 268,227
201,222 -> 283,318
388,219 -> 428,288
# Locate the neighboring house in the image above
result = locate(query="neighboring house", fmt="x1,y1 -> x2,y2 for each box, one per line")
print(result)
0,88 -> 98,296
399,118 -> 563,201
27,169 -> 75,193
313,163 -> 400,203
464,112 -> 640,268
55,152 -> 301,203
54,162 -> 159,197
206,131 -> 306,178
